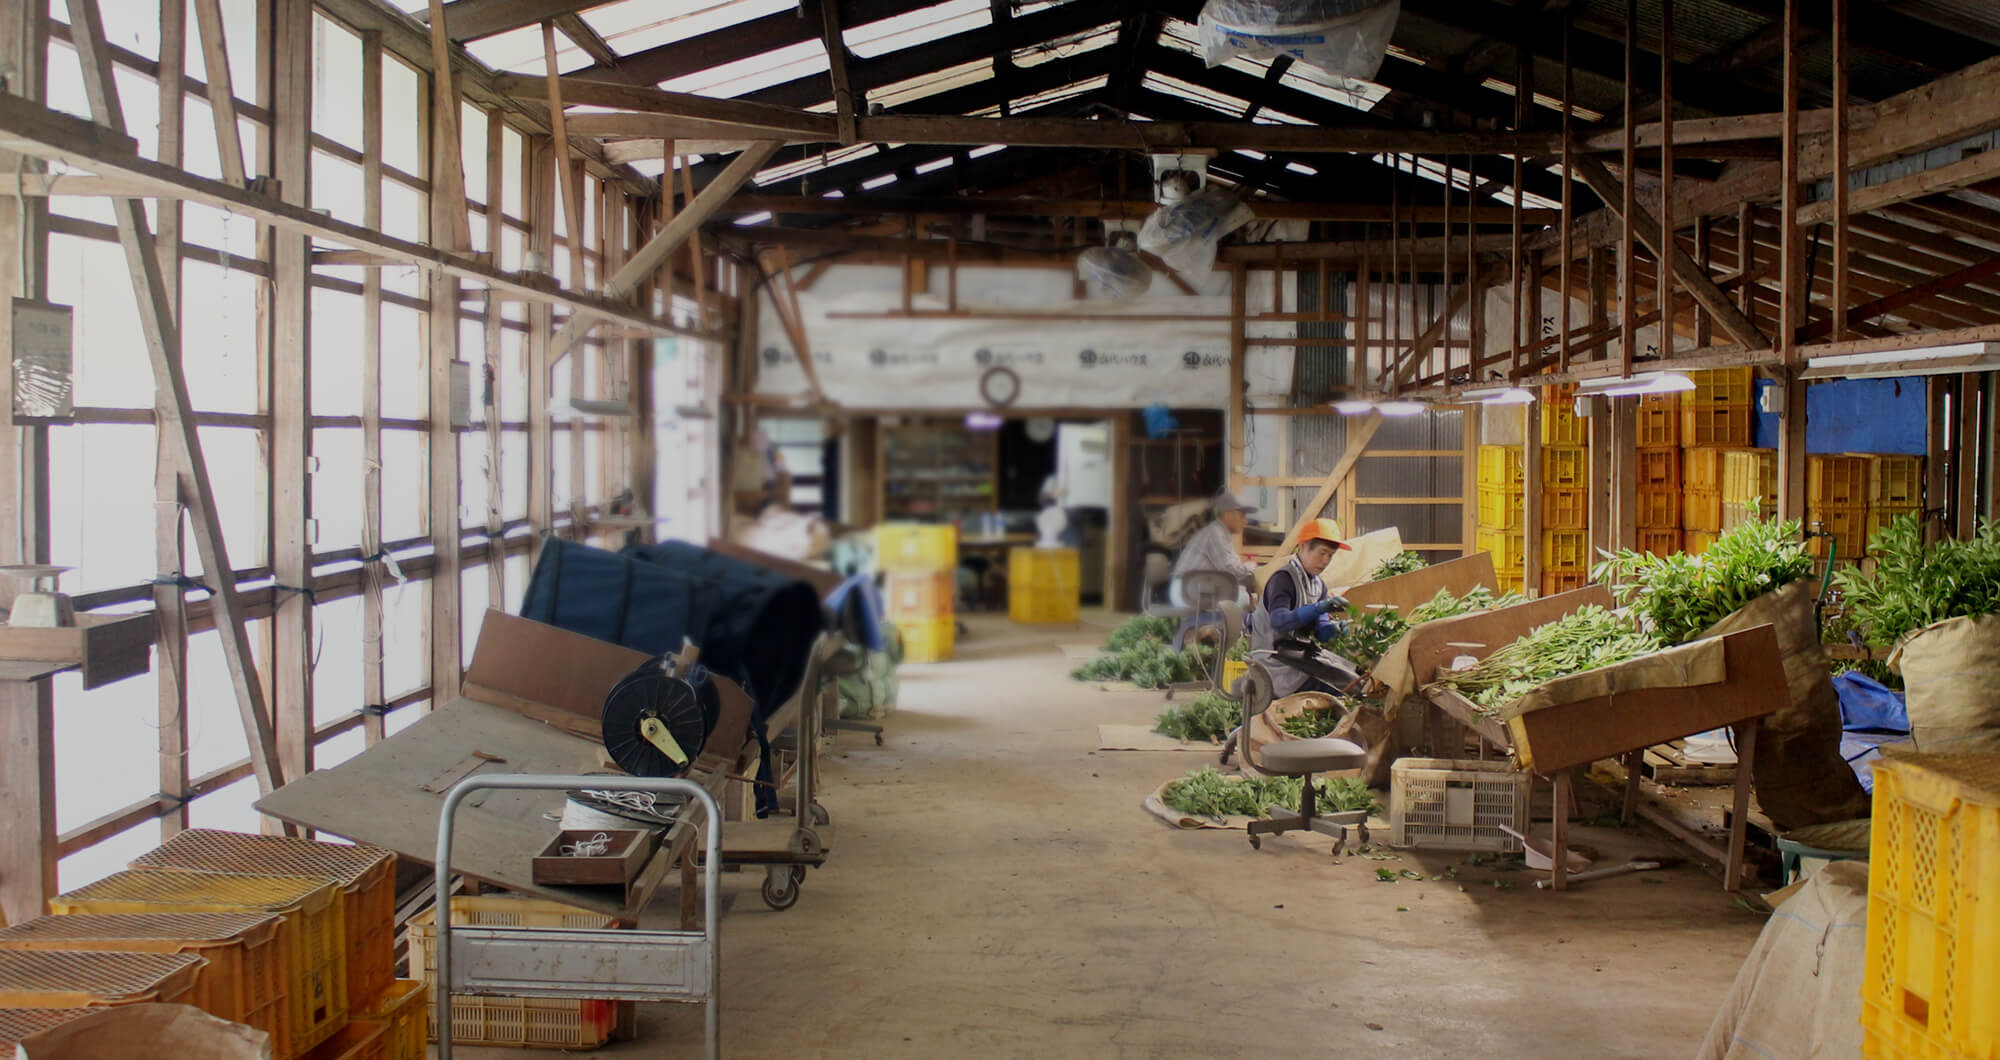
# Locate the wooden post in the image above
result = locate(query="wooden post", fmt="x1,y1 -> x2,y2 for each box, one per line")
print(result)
1779,0 -> 1803,362
360,30 -> 388,744
1957,373 -> 1981,538
427,56 -> 466,699
1612,398 -> 1638,550
1559,15 -> 1574,374
527,140 -> 556,554
271,0 -> 316,789
1106,413 -> 1131,610
1620,0 -> 1638,376
1658,0 -> 1675,357
1830,0 -> 1850,339
1524,400 -> 1543,592
1550,771 -> 1572,891
1228,265 -> 1247,523
1725,719 -> 1761,890
484,117 -> 506,603
1778,369 -> 1809,521
154,0 -> 192,838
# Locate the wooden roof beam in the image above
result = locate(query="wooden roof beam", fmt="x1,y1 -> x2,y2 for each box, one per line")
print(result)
430,0 -> 609,42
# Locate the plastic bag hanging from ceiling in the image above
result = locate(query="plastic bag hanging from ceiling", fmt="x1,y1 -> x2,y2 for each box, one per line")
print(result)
1076,230 -> 1155,301
1198,0 -> 1400,81
1137,186 -> 1256,279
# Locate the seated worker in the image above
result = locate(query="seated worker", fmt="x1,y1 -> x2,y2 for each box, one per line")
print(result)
1259,517 -> 1354,698
1168,491 -> 1258,608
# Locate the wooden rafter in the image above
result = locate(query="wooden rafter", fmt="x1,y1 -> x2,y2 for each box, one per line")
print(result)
431,0 -> 607,42
816,0 -> 858,146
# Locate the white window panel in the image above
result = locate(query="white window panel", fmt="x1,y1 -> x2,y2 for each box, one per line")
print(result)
1014,22 -> 1119,66
583,0 -> 794,52
870,58 -> 993,110
661,38 -> 828,99
1141,71 -> 1250,115
847,0 -> 989,58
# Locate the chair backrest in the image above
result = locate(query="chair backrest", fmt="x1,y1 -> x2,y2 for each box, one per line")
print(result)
1180,570 -> 1238,611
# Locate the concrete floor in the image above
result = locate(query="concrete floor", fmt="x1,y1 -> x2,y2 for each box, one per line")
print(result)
472,612 -> 1766,1058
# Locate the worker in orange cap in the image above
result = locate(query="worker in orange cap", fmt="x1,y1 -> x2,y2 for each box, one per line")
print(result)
1259,517 -> 1355,697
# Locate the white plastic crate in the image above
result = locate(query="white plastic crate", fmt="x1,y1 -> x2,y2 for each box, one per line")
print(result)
1390,757 -> 1531,853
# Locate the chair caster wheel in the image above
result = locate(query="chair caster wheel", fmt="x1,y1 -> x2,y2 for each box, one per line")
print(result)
874,732 -> 884,746
761,867 -> 800,911
1248,833 -> 1261,850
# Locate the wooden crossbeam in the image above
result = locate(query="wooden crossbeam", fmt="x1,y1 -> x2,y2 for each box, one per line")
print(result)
61,0 -> 284,794
188,0 -> 247,185
1571,155 -> 1769,350
1577,107 -> 1869,152
431,0 -> 606,41
719,194 -> 1564,224
1795,148 -> 2000,226
817,0 -> 858,146
547,140 -> 780,367
1800,256 -> 2000,340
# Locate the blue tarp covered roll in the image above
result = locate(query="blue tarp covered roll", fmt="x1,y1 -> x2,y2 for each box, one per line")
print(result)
623,540 -> 826,714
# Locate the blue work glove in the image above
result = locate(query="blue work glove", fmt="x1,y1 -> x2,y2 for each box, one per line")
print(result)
1317,617 -> 1352,643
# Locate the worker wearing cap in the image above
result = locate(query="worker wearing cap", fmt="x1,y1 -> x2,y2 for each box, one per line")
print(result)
1260,517 -> 1354,697
1168,491 -> 1258,607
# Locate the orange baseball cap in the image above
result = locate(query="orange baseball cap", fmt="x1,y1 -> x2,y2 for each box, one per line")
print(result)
1300,517 -> 1352,550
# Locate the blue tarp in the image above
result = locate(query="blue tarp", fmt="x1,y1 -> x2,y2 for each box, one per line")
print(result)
1832,671 -> 1912,794
1753,376 -> 1928,453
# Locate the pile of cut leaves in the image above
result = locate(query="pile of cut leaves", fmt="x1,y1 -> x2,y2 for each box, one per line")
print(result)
1072,615 -> 1216,688
1369,551 -> 1428,581
1161,766 -> 1381,818
1324,609 -> 1411,671
1834,513 -> 2000,649
1594,516 -> 1815,645
1408,585 -> 1525,624
1153,691 -> 1240,743
1432,604 -> 1662,715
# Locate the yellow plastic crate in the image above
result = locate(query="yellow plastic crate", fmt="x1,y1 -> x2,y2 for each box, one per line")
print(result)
873,523 -> 957,572
1541,488 -> 1587,531
1638,529 -> 1682,558
0,1008 -> 94,1049
1008,547 -> 1080,624
133,828 -> 396,1012
1477,445 -> 1526,489
1868,505 -> 1923,548
0,950 -> 205,1008
1863,753 -> 2000,1059
1683,489 -> 1723,533
357,980 -> 426,1060
302,1018 -> 387,1060
882,569 -> 955,620
1683,447 -> 1726,492
1475,527 -> 1525,571
1541,446 -> 1588,488
1684,530 -> 1719,555
1477,487 -> 1525,530
1721,449 -> 1778,511
1541,530 -> 1590,572
49,871 -> 346,1057
1722,501 -> 1771,532
405,897 -> 618,1051
1637,393 -> 1681,447
1806,507 -> 1868,562
1682,406 -> 1753,447
1870,455 -> 1925,508
1495,571 -> 1525,595
1636,487 -> 1680,530
1808,455 -> 1873,510
1635,447 -> 1680,489
0,912 -> 286,1053
1539,400 -> 1588,447
1222,659 -> 1247,692
1688,367 -> 1755,406
1539,571 -> 1589,596
894,617 -> 955,663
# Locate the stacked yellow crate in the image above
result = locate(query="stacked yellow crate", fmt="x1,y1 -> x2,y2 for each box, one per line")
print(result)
1475,444 -> 1526,595
1634,444 -> 1681,557
1720,449 -> 1777,530
1807,455 -> 1871,565
1678,369 -> 1754,556
875,523 -> 957,661
1866,454 -> 1924,548
1538,387 -> 1591,596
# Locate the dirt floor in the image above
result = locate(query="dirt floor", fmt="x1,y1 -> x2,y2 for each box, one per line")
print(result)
468,612 -> 1767,1058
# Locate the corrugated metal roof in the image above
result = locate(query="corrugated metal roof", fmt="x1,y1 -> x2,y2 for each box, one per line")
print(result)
1891,0 -> 2000,46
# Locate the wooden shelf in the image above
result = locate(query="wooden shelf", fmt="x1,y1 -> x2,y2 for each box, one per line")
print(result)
0,612 -> 155,688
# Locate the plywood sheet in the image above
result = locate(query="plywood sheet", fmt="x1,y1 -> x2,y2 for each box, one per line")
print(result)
462,609 -> 652,725
1342,552 -> 1499,616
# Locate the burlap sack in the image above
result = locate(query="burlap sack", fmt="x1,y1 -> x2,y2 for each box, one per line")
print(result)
1702,581 -> 1871,829
1888,612 -> 2000,753
1695,860 -> 1868,1060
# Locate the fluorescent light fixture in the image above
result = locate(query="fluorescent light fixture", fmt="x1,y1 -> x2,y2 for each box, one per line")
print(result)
1376,400 -> 1428,417
1462,385 -> 1536,405
1801,342 -> 2000,380
1331,398 -> 1375,414
1577,371 -> 1695,397
964,412 -> 1004,430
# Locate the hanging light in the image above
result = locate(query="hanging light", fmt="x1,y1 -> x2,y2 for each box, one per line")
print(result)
1577,371 -> 1696,398
1331,398 -> 1376,415
1376,400 -> 1429,417
1463,385 -> 1536,406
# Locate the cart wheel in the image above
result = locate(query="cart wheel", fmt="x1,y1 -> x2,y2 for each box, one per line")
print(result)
791,864 -> 808,885
1357,823 -> 1371,847
873,731 -> 884,746
761,867 -> 799,911
808,802 -> 831,827
791,827 -> 823,858
1248,833 -> 1261,850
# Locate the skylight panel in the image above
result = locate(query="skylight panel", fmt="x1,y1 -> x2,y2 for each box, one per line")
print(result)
968,144 -> 1006,159
862,174 -> 898,190
733,211 -> 774,226
1280,66 -> 1389,112
582,0 -> 793,54
1235,149 -> 1268,160
847,0 -> 989,58
1012,23 -> 1119,67
870,58 -> 993,110
914,156 -> 955,175
1006,73 -> 1108,111
1141,72 -> 1250,116
1286,161 -> 1319,176
755,143 -> 880,186
660,38 -> 827,99
1252,108 -> 1311,125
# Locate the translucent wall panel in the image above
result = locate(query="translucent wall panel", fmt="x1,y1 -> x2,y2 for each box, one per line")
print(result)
312,595 -> 363,726
380,431 -> 426,541
312,288 -> 366,417
314,428 -> 363,552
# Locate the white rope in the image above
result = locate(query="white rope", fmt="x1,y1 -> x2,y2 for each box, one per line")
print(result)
560,831 -> 613,858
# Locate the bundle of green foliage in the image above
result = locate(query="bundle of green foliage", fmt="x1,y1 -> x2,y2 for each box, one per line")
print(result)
1071,637 -> 1217,688
1161,766 -> 1381,818
1594,516 -> 1816,645
1324,609 -> 1412,671
1153,691 -> 1241,742
1370,551 -> 1428,581
1433,604 -> 1662,713
1407,585 -> 1526,624
1105,615 -> 1177,652
1834,513 -> 2000,648
1280,703 -> 1344,738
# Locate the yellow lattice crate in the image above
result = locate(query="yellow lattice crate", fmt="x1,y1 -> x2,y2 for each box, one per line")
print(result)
1683,447 -> 1726,492
357,979 -> 427,1060
1495,571 -> 1525,595
302,1018 -> 387,1060
0,912 -> 286,1054
1683,489 -> 1723,533
873,523 -> 957,572
882,569 -> 955,620
132,828 -> 397,1011
1868,506 -> 1923,548
1682,406 -> 1753,447
1863,753 -> 2000,1060
1808,455 -> 1873,509
1008,547 -> 1080,624
47,870 -> 346,1057
1722,501 -> 1771,531
894,617 -> 955,663
1541,488 -> 1587,531
1539,571 -> 1590,596
1638,529 -> 1682,557
1806,507 -> 1868,562
1688,367 -> 1755,406
1870,454 -> 1925,507
405,897 -> 618,1051
0,950 -> 204,1008
1541,531 -> 1591,572
1477,487 -> 1525,530
1685,530 -> 1719,555
1636,447 -> 1680,489
1539,400 -> 1588,447
1721,448 -> 1778,511
1637,393 -> 1681,447
1636,486 -> 1680,530
1475,527 -> 1525,571
1477,445 -> 1526,489
1541,446 -> 1588,488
